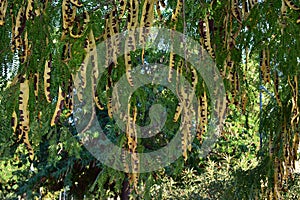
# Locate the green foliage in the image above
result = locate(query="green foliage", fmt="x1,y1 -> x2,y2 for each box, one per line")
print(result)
0,0 -> 300,199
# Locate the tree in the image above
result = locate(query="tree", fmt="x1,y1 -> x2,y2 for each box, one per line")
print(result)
0,0 -> 299,199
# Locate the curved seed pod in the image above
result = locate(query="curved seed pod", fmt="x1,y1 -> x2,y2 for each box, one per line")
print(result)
242,0 -> 249,17
79,38 -> 89,88
196,87 -> 207,141
127,105 -> 139,189
19,75 -> 30,132
140,0 -> 154,38
124,0 -> 138,86
104,16 -> 112,66
260,49 -> 271,84
118,0 -> 127,19
62,42 -> 72,62
168,51 -> 176,83
88,30 -> 98,79
125,50 -> 134,86
232,0 -> 242,23
26,0 -> 34,20
121,145 -> 129,172
44,59 -> 52,103
130,0 -> 139,30
70,10 -> 90,38
51,87 -> 65,126
11,110 -> 18,133
106,85 -> 113,118
108,8 -> 119,65
70,0 -> 83,7
248,0 -> 258,9
69,3 -> 77,26
171,0 -> 183,30
15,6 -> 24,36
173,59 -> 184,122
0,0 -> 8,26
33,73 -> 39,101
94,90 -> 104,110
19,75 -> 34,161
64,76 -> 74,117
284,0 -> 300,10
155,0 -> 162,19
89,31 -> 103,111
15,6 -> 25,50
62,0 -> 77,39
62,0 -> 69,30
140,0 -> 154,62
202,15 -> 215,59
127,0 -> 138,30
297,15 -> 300,23
190,66 -> 198,95
288,75 -> 299,129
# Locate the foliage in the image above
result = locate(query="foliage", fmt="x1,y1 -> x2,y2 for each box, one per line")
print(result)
0,0 -> 299,199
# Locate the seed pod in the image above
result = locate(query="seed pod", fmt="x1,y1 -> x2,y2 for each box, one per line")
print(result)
26,0 -> 35,20
62,42 -> 72,62
196,87 -> 208,142
155,0 -> 162,19
65,76 -> 74,117
11,110 -> 18,133
15,6 -> 25,50
199,15 -> 215,59
232,0 -> 242,23
118,0 -> 127,19
88,30 -> 98,80
106,85 -> 113,118
19,75 -> 34,162
62,0 -> 69,30
171,0 -> 183,29
127,105 -> 139,189
260,49 -> 271,84
140,0 -> 154,40
168,52 -> 176,83
33,73 -> 39,101
248,0 -> 258,9
130,0 -> 139,30
44,59 -> 52,103
70,0 -> 83,7
50,86 -> 65,126
0,0 -> 8,26
173,60 -> 184,122
284,0 -> 299,10
125,51 -> 134,86
70,10 -> 90,38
